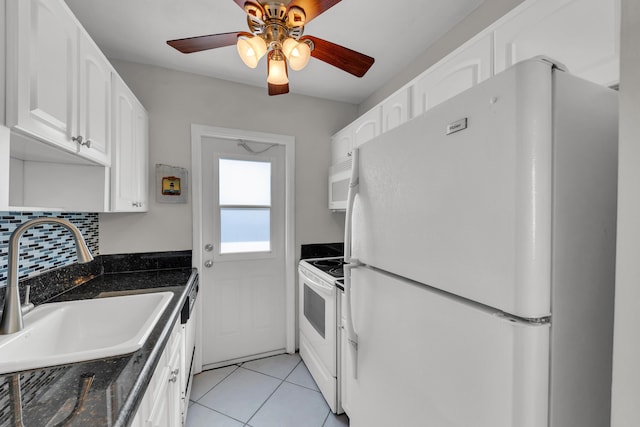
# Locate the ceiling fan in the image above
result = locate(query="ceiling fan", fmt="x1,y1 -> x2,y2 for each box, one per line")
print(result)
166,0 -> 375,96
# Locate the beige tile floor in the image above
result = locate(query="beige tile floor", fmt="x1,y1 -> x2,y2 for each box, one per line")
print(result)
186,353 -> 349,427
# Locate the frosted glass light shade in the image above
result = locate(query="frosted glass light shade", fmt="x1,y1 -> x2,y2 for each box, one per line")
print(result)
282,38 -> 311,71
237,36 -> 267,68
267,54 -> 289,85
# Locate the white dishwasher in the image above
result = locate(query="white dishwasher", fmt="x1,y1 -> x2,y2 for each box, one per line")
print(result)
180,277 -> 199,422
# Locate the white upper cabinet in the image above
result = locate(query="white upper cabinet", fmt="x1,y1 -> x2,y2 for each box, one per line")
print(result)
331,127 -> 354,164
381,88 -> 411,133
6,0 -> 78,153
328,107 -> 380,211
6,0 -> 112,165
331,106 -> 381,163
494,0 -> 620,86
2,0 -> 149,212
352,106 -> 381,148
412,33 -> 493,118
77,36 -> 111,165
111,76 -> 149,212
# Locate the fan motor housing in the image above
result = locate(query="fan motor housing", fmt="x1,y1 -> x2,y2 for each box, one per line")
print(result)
263,3 -> 287,20
246,2 -> 306,41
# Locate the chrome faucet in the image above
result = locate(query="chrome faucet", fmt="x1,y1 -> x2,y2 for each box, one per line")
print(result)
0,218 -> 94,335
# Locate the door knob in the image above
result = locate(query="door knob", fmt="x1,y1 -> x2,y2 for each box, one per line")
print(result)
204,260 -> 213,268
204,244 -> 213,252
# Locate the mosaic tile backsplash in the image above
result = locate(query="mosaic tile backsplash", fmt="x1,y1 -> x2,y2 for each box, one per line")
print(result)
0,212 -> 100,286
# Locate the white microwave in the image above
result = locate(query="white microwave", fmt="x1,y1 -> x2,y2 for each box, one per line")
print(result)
328,157 -> 352,211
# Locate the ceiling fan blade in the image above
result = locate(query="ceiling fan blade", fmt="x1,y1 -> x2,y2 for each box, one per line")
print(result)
268,82 -> 290,96
287,0 -> 341,24
167,31 -> 248,54
301,36 -> 374,77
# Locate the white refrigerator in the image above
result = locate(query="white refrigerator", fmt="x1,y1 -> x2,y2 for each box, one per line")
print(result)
342,58 -> 618,427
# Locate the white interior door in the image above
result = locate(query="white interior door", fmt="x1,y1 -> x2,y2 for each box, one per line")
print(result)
193,126 -> 295,369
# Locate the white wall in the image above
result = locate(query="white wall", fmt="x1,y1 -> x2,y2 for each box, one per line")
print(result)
358,0 -> 525,114
99,60 -> 355,255
611,0 -> 640,425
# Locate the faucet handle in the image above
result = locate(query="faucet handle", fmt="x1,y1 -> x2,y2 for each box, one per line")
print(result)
21,285 -> 34,315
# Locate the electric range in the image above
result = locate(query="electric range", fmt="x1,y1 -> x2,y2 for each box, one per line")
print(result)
298,255 -> 345,414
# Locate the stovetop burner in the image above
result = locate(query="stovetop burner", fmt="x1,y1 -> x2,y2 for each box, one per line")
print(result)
304,257 -> 345,279
328,266 -> 344,278
311,259 -> 343,268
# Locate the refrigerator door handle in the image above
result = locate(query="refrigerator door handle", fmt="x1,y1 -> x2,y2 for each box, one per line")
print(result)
344,261 -> 359,379
343,147 -> 360,379
344,148 -> 359,263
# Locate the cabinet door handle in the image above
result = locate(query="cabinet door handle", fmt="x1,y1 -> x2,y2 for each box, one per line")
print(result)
169,375 -> 178,383
72,135 -> 92,148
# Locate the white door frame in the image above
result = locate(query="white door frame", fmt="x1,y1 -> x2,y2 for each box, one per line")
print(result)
191,124 -> 296,372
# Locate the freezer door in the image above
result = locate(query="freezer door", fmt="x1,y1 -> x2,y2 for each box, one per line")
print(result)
347,267 -> 550,427
352,59 -> 557,318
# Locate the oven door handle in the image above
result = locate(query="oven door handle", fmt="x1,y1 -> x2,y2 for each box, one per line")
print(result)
299,269 -> 334,296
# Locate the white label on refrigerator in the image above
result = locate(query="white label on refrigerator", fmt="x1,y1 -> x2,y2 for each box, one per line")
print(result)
446,118 -> 468,135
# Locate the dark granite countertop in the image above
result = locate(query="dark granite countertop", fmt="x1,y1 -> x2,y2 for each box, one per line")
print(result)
0,267 -> 197,427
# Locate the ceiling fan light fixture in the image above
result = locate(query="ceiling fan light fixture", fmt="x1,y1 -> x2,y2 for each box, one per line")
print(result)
236,35 -> 267,68
282,38 -> 311,71
167,0 -> 375,96
267,50 -> 289,85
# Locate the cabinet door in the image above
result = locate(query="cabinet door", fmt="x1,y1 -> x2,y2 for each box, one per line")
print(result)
136,320 -> 184,427
7,0 -> 78,152
130,402 -> 146,427
352,107 -> 381,148
381,88 -> 410,133
167,344 -> 183,427
146,359 -> 171,427
146,354 -> 181,427
77,35 -> 111,165
411,33 -> 493,118
111,76 -> 148,212
494,0 -> 620,86
134,102 -> 149,210
331,127 -> 354,164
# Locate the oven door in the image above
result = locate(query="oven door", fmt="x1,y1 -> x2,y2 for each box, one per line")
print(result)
298,266 -> 337,376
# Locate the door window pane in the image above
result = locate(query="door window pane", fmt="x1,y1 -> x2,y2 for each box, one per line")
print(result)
220,208 -> 270,253
218,158 -> 272,254
219,159 -> 271,205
